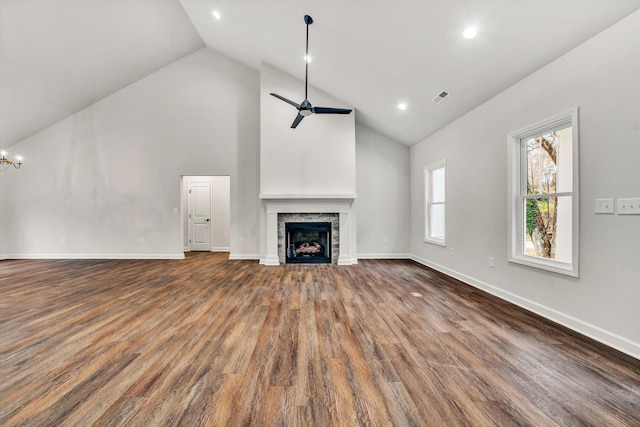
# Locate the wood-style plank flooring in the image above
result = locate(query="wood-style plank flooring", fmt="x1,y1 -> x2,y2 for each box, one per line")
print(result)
1,252 -> 639,426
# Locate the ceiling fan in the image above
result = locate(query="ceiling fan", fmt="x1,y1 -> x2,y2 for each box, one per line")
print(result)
270,15 -> 352,129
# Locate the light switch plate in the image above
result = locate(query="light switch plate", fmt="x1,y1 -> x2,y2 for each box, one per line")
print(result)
617,198 -> 640,215
595,198 -> 614,214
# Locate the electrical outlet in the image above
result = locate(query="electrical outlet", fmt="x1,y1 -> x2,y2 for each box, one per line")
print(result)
489,257 -> 495,268
139,237 -> 144,244
449,247 -> 454,256
617,198 -> 640,215
382,237 -> 388,244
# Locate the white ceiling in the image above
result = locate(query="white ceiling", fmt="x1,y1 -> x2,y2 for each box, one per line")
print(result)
2,0 -> 639,148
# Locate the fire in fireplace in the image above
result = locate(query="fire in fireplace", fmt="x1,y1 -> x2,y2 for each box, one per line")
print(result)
285,222 -> 331,264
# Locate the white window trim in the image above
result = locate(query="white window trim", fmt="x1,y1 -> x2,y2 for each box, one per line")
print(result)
424,159 -> 446,246
507,108 -> 580,277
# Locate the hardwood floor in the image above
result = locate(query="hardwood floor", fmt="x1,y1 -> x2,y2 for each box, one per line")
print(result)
1,253 -> 638,426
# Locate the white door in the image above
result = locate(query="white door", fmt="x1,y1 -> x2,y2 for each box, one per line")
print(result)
189,181 -> 211,251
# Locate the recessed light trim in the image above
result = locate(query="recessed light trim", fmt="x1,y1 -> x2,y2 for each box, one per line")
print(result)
398,103 -> 408,110
212,10 -> 221,20
463,27 -> 477,39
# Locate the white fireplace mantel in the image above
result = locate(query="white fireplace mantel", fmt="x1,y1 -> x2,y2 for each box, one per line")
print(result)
260,195 -> 358,266
259,194 -> 357,200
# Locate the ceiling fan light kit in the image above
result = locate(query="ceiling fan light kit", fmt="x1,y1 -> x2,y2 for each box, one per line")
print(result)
270,15 -> 352,129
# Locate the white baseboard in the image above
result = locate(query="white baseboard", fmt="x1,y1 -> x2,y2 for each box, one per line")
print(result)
357,253 -> 412,260
183,248 -> 231,253
1,253 -> 185,260
228,253 -> 260,260
410,255 -> 639,360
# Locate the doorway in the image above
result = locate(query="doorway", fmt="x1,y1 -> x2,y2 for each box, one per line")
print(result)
182,176 -> 230,252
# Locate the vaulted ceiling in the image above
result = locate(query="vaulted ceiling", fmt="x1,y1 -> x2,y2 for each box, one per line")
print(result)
1,0 -> 639,148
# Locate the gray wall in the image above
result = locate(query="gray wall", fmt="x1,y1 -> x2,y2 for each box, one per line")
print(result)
0,47 -> 260,258
260,63 -> 356,196
356,122 -> 410,257
0,46 -> 411,260
0,181 -> 4,255
410,11 -> 640,358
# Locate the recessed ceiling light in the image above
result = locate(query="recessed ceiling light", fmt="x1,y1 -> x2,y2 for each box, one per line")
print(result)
398,103 -> 408,110
212,10 -> 221,20
463,27 -> 477,39
304,55 -> 312,63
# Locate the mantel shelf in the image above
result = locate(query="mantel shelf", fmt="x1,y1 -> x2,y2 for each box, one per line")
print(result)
259,194 -> 358,200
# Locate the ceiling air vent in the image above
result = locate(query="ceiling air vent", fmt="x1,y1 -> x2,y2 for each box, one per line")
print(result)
432,90 -> 450,104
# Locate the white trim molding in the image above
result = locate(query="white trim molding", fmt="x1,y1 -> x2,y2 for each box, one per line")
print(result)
228,253 -> 260,260
357,253 -> 412,260
0,253 -> 186,260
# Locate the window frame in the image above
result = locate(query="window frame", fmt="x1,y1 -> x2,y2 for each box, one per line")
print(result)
424,159 -> 446,246
507,108 -> 580,277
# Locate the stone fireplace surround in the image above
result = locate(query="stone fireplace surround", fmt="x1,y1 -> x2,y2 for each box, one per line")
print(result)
259,195 -> 357,266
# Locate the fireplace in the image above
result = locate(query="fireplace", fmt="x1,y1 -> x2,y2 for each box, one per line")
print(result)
260,196 -> 357,266
278,213 -> 339,263
286,222 -> 331,264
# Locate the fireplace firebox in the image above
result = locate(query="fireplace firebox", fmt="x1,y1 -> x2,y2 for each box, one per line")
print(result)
285,222 -> 331,264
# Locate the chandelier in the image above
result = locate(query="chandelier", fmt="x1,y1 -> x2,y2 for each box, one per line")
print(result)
1,150 -> 23,172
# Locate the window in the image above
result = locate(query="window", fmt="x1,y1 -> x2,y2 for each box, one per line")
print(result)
425,160 -> 446,245
508,109 -> 579,276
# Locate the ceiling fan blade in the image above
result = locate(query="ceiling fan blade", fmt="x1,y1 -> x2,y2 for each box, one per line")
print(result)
312,107 -> 353,115
270,93 -> 301,109
291,114 -> 304,128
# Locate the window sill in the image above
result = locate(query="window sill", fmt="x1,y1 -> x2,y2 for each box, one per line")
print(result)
508,255 -> 578,278
424,237 -> 446,247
